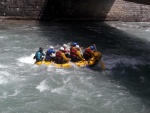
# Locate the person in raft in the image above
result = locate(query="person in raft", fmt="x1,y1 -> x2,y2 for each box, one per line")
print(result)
54,47 -> 70,64
83,44 -> 102,62
75,45 -> 85,62
83,45 -> 96,61
45,46 -> 55,61
62,44 -> 70,58
70,42 -> 77,52
70,42 -> 78,62
70,44 -> 85,62
33,47 -> 45,62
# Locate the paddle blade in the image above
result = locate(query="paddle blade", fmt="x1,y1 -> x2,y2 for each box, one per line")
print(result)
100,62 -> 106,70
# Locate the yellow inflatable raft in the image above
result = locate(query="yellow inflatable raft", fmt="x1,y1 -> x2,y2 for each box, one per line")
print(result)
52,62 -> 72,68
73,51 -> 102,67
35,61 -> 71,68
43,61 -> 52,66
73,61 -> 87,67
73,58 -> 98,68
35,61 -> 52,66
35,61 -> 43,65
34,51 -> 105,69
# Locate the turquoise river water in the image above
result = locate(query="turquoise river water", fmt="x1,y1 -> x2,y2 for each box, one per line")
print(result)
0,20 -> 150,113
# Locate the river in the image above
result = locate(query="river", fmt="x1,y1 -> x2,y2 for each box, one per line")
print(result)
0,20 -> 150,113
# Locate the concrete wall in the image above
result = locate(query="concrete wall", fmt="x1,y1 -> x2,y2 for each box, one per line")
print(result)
0,0 -> 149,21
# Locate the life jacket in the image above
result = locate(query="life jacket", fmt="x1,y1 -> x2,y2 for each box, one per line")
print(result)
84,48 -> 92,57
63,49 -> 69,54
70,47 -> 78,57
56,51 -> 63,61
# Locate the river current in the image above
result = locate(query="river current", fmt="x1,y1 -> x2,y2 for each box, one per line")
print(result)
0,20 -> 150,113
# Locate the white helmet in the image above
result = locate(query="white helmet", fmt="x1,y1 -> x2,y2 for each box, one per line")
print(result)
50,46 -> 54,49
76,45 -> 80,49
63,44 -> 67,48
59,47 -> 64,51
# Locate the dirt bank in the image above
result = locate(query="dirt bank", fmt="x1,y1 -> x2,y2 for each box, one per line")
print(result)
0,20 -> 37,29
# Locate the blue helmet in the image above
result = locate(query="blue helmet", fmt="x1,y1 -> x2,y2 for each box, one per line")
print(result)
90,46 -> 95,50
73,42 -> 77,46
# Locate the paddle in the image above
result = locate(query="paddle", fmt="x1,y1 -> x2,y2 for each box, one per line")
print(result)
93,44 -> 106,70
79,47 -> 88,66
79,47 -> 84,57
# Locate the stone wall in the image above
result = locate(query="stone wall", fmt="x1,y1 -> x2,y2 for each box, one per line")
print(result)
0,0 -> 45,19
123,1 -> 150,21
105,0 -> 150,22
0,0 -> 149,21
105,0 -> 123,21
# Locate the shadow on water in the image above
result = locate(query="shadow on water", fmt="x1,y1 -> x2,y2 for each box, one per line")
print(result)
38,0 -> 115,20
124,0 -> 150,5
38,21 -> 150,105
35,0 -> 150,108
38,21 -> 150,56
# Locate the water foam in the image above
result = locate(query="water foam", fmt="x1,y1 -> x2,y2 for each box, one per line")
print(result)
104,55 -> 144,70
0,36 -> 8,39
145,28 -> 150,32
0,76 -> 8,85
0,70 -> 13,85
36,80 -> 49,92
18,53 -> 35,64
0,64 -> 8,68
